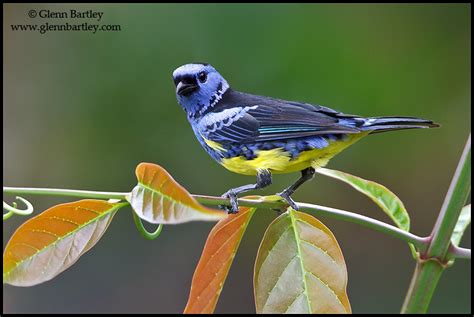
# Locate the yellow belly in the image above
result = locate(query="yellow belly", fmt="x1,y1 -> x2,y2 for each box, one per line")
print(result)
220,133 -> 368,175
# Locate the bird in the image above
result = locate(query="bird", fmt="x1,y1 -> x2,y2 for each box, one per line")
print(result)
172,63 -> 439,213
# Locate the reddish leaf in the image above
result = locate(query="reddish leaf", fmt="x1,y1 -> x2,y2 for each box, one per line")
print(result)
127,163 -> 225,224
184,204 -> 257,313
3,200 -> 125,286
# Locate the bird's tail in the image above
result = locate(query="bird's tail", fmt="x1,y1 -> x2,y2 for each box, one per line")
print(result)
360,116 -> 440,134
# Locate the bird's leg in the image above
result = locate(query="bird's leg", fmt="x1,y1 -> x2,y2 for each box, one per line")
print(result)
221,170 -> 272,214
276,167 -> 316,210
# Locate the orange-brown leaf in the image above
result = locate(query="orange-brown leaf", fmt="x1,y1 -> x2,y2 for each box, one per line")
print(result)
127,163 -> 225,224
184,205 -> 257,313
3,199 -> 124,286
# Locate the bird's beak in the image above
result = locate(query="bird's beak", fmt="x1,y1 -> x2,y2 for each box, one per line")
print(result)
176,81 -> 198,96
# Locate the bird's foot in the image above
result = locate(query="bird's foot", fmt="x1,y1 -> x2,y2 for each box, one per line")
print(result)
220,189 -> 239,214
276,190 -> 299,211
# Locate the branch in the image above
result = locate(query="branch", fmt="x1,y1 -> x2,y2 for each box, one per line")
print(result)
401,134 -> 471,313
4,186 -> 427,252
427,134 -> 471,258
194,194 -> 429,251
3,187 -> 128,200
4,187 -> 470,260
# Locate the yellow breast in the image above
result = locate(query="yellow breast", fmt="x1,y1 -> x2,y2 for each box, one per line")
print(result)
220,133 -> 368,175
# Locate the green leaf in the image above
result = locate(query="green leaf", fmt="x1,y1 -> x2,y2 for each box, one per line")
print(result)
451,204 -> 471,247
254,208 -> 351,314
3,199 -> 125,286
126,163 -> 225,224
317,168 -> 409,230
317,168 -> 417,257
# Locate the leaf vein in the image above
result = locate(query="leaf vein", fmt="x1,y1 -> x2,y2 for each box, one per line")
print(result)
30,229 -> 61,238
306,271 -> 345,309
299,239 -> 338,266
283,291 -> 306,313
262,254 -> 299,311
46,216 -> 81,226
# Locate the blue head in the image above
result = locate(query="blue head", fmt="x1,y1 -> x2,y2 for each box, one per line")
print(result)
172,63 -> 230,119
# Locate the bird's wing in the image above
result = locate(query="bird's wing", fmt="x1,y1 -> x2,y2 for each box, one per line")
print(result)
197,95 -> 363,144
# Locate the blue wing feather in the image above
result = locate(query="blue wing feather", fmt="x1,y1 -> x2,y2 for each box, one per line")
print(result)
196,89 -> 364,144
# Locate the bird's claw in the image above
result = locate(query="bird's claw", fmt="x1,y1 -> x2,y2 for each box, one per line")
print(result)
220,190 -> 239,214
276,191 -> 299,211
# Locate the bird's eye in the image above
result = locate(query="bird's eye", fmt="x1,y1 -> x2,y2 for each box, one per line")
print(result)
198,71 -> 207,83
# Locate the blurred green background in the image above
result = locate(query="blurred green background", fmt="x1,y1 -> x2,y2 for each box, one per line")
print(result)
3,3 -> 470,313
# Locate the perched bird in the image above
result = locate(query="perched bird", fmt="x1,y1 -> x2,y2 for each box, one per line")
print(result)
172,63 -> 439,213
